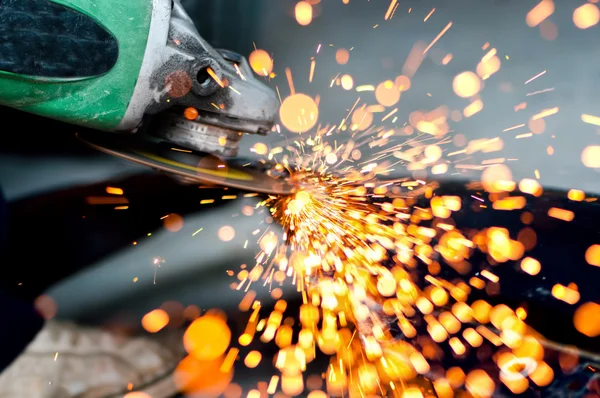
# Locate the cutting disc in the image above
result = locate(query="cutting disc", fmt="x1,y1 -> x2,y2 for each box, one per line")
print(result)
77,131 -> 295,195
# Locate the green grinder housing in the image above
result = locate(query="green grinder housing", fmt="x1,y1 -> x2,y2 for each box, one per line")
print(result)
0,0 -> 279,157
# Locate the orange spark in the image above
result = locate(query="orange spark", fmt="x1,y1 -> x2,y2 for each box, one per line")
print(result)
206,67 -> 224,88
423,22 -> 453,55
581,114 -> 600,126
285,68 -> 296,95
424,8 -> 436,22
384,0 -> 397,20
547,207 -> 574,222
503,124 -> 525,132
309,59 -> 316,83
526,0 -> 555,27
531,107 -> 558,120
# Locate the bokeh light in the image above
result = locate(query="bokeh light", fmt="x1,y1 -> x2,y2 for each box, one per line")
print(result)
218,225 -> 236,242
249,49 -> 274,76
351,105 -> 373,131
476,55 -> 501,79
295,1 -> 313,26
279,93 -> 319,133
573,302 -> 600,337
183,314 -> 231,361
573,3 -> 600,29
585,244 -> 600,267
141,309 -> 169,333
335,48 -> 350,65
341,74 -> 354,90
33,295 -> 57,320
174,355 -> 233,398
452,71 -> 481,98
244,351 -> 262,368
481,164 -> 513,193
394,75 -> 412,91
375,80 -> 401,107
123,393 -> 151,398
581,145 -> 600,168
163,213 -> 184,232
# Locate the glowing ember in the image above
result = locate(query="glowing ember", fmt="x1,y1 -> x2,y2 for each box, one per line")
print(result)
183,313 -> 231,361
218,225 -> 236,242
335,48 -> 350,65
249,49 -> 274,76
375,80 -> 401,106
573,3 -> 600,29
141,309 -> 169,333
295,1 -> 313,26
452,71 -> 481,98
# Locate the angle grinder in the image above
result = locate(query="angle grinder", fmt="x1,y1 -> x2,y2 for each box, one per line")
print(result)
0,0 -> 293,195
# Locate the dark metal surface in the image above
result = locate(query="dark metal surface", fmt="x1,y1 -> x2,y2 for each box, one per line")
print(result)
0,0 -> 118,77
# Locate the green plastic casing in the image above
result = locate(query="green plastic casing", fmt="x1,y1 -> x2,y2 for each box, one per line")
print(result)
0,0 -> 153,130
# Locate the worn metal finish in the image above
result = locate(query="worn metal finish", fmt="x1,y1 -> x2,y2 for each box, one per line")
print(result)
119,0 -> 279,140
151,112 -> 243,157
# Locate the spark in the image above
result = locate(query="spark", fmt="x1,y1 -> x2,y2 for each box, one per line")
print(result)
105,187 -> 123,195
582,113 -> 600,126
381,108 -> 397,121
424,8 -> 436,21
206,67 -> 224,88
525,70 -> 547,84
482,48 -> 497,63
531,106 -> 559,120
285,67 -> 296,95
526,87 -> 555,96
234,63 -> 247,81
267,376 -> 280,394
503,124 -> 525,132
464,99 -> 483,117
384,0 -> 397,20
192,228 -> 203,236
423,21 -> 453,55
516,132 -> 533,139
356,85 -> 375,92
171,147 -> 192,153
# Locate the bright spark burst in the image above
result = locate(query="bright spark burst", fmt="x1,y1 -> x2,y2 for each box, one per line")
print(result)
155,2 -> 600,397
